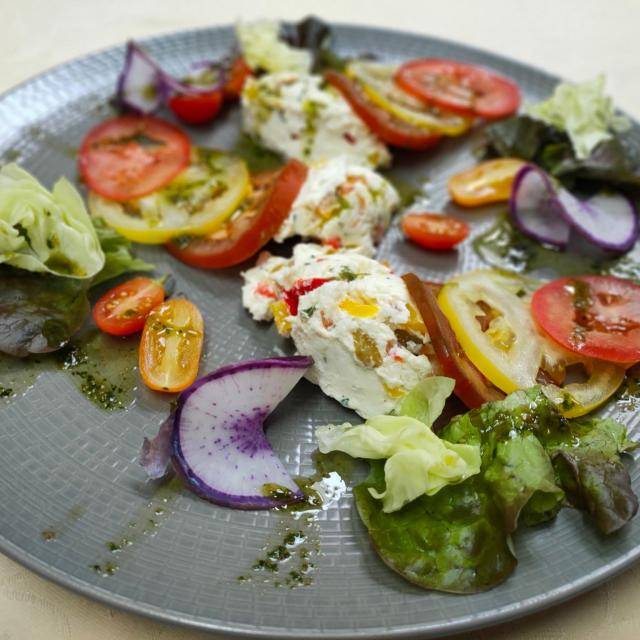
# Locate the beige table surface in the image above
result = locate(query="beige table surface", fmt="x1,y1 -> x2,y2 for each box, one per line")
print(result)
2,0 -> 640,638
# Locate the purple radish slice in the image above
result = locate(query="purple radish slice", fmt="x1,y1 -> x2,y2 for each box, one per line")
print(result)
172,356 -> 313,510
116,41 -> 163,114
556,189 -> 639,253
509,164 -> 571,248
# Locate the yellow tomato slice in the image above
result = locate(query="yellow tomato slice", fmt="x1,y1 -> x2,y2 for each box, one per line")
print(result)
438,269 -> 625,416
448,158 -> 525,207
438,270 -> 541,393
345,61 -> 473,136
139,299 -> 204,392
543,360 -> 626,418
89,148 -> 250,244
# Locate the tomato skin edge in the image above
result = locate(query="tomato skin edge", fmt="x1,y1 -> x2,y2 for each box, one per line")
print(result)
165,159 -> 308,269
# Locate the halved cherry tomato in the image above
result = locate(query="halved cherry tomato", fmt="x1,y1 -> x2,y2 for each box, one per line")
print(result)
324,71 -> 442,150
168,91 -> 223,125
224,56 -> 253,100
402,273 -> 504,408
531,275 -> 640,364
166,159 -> 308,268
79,115 -> 191,202
448,158 -> 526,207
93,277 -> 165,337
139,299 -> 204,392
402,212 -> 469,250
395,59 -> 521,120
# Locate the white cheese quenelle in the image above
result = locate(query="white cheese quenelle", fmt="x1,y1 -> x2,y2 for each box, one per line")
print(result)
241,72 -> 390,168
242,244 -> 433,417
274,157 -> 399,256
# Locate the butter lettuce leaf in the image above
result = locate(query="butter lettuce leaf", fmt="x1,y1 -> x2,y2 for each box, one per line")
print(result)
236,21 -> 312,73
0,164 -> 104,278
316,377 -> 480,512
527,76 -> 631,160
91,219 -> 154,287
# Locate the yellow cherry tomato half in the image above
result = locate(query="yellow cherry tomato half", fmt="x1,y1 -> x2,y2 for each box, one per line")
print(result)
139,299 -> 204,392
448,158 -> 525,207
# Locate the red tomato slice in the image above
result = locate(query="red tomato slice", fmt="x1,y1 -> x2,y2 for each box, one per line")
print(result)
402,273 -> 504,408
224,56 -> 253,100
168,91 -> 223,125
93,277 -> 165,337
79,115 -> 191,202
402,212 -> 469,251
165,159 -> 308,269
324,71 -> 442,150
531,275 -> 640,364
395,59 -> 521,120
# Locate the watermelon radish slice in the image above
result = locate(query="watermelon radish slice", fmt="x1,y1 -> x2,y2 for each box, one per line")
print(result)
172,356 -> 313,509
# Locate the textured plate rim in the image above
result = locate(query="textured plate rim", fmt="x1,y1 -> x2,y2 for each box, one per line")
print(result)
0,19 -> 639,640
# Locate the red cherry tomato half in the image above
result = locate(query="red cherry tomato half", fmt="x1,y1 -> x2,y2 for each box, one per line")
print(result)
93,277 -> 165,336
531,275 -> 640,364
402,212 -> 469,251
78,115 -> 191,202
166,159 -> 308,269
168,90 -> 224,125
224,56 -> 253,100
324,71 -> 442,150
395,59 -> 521,120
402,273 -> 504,408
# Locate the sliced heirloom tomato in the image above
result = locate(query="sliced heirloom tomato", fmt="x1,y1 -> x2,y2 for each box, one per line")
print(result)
531,275 -> 640,364
395,59 -> 521,120
168,90 -> 224,125
402,213 -> 469,251
345,61 -> 472,136
448,158 -> 526,207
89,148 -> 250,244
93,277 -> 165,336
324,71 -> 442,150
166,159 -> 308,268
139,299 -> 204,392
224,56 -> 253,100
79,115 -> 191,202
438,269 -> 625,416
402,272 -> 504,409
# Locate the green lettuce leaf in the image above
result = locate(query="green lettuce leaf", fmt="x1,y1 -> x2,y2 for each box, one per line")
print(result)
397,376 -> 455,426
316,376 -> 480,512
354,461 -> 517,593
91,220 -> 154,287
441,387 -> 638,535
0,164 -> 104,278
484,433 -> 564,531
527,76 -> 631,160
0,266 -> 89,357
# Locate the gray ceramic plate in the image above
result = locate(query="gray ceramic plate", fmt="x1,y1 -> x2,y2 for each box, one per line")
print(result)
1,22 -> 639,640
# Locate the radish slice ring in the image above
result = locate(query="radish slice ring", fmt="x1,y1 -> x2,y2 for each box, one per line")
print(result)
172,356 -> 312,510
509,164 -> 571,248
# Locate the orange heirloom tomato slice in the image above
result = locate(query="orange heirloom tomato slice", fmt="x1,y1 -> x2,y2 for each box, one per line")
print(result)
448,158 -> 526,207
139,299 -> 204,392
